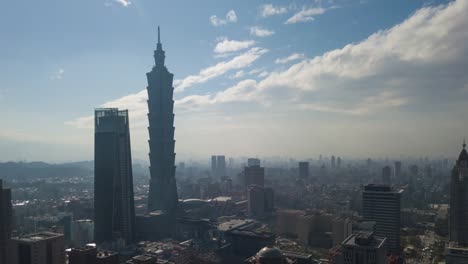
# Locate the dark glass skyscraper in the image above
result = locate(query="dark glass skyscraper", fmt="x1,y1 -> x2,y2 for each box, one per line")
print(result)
449,141 -> 468,245
94,108 -> 135,244
146,27 -> 179,214
0,179 -> 12,264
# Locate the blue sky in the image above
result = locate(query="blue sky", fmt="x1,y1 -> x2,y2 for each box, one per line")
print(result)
1,0 -> 467,162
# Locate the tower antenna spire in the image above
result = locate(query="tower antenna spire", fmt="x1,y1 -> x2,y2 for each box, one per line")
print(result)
158,26 -> 161,44
464,137 -> 466,149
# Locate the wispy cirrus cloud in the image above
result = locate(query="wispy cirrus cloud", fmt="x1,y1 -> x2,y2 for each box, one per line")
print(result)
114,0 -> 131,7
214,38 -> 256,54
285,7 -> 327,24
175,47 -> 268,92
260,4 -> 288,17
275,53 -> 305,64
210,10 -> 238,26
250,26 -> 275,37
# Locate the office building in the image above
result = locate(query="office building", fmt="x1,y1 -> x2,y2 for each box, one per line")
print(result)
248,158 -> 261,167
394,161 -> 401,182
146,27 -> 179,215
362,184 -> 403,253
94,108 -> 135,244
211,156 -> 217,176
68,245 -> 98,264
341,232 -> 387,264
10,232 -> 66,264
337,157 -> 342,168
68,245 -> 119,264
71,219 -> 94,246
449,141 -> 468,245
245,165 -> 265,188
332,217 -> 353,247
0,179 -> 12,264
331,156 -> 336,168
446,242 -> 468,264
298,162 -> 310,179
248,185 -> 265,217
382,166 -> 391,186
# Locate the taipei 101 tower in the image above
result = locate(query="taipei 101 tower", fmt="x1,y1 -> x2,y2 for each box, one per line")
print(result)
146,27 -> 178,215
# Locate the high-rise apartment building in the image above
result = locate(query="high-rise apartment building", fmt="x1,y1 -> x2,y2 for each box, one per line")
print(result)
0,179 -> 12,264
94,108 -> 135,244
449,141 -> 468,245
298,162 -> 310,179
10,232 -> 66,264
146,27 -> 178,215
362,184 -> 402,253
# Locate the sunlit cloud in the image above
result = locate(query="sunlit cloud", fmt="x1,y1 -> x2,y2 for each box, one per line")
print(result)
260,4 -> 288,17
250,26 -> 275,37
210,10 -> 238,26
275,53 -> 305,64
285,7 -> 327,24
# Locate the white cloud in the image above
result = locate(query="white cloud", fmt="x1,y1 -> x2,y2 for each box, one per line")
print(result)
178,0 -> 468,116
275,53 -> 305,64
210,10 -> 238,26
260,4 -> 288,17
250,26 -> 275,37
50,68 -> 65,80
175,47 -> 268,92
285,7 -> 327,24
214,38 -> 256,53
114,0 -> 131,7
230,70 -> 245,79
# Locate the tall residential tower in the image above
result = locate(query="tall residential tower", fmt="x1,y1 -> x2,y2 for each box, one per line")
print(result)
94,108 -> 135,244
146,27 -> 178,214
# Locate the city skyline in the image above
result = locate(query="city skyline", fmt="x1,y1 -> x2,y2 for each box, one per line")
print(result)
1,0 -> 467,162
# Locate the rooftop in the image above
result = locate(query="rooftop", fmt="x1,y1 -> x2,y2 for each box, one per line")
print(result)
13,231 -> 63,243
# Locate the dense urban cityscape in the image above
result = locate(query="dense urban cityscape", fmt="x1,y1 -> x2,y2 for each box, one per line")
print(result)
1,0 -> 468,263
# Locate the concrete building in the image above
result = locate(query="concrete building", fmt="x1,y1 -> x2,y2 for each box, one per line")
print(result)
341,232 -> 387,264
94,108 -> 135,244
332,217 -> 353,246
298,162 -> 310,179
68,245 -> 98,264
248,158 -> 261,167
450,141 -> 468,245
394,161 -> 402,183
362,184 -> 403,253
445,242 -> 468,264
11,232 -> 65,264
146,27 -> 179,216
0,179 -> 12,264
245,165 -> 265,189
71,219 -> 94,246
248,185 -> 265,217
